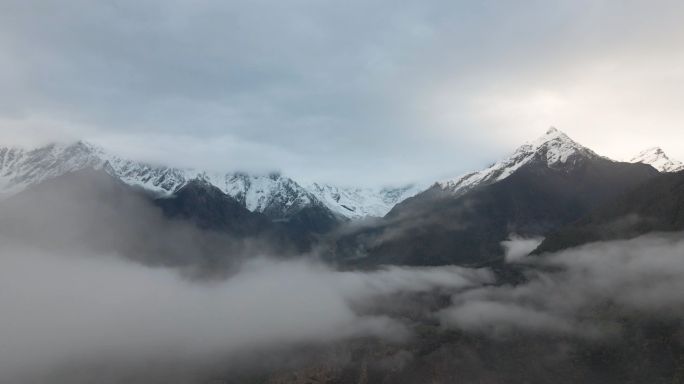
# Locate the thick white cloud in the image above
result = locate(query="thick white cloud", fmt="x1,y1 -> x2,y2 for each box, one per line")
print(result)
501,234 -> 544,262
441,233 -> 684,336
0,245 -> 491,380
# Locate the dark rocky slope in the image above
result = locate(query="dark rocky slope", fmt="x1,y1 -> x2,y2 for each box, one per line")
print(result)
533,169 -> 684,254
155,179 -> 275,236
155,178 -> 321,253
336,157 -> 659,266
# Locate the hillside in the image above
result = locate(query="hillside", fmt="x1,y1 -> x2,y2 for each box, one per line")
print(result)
533,170 -> 684,254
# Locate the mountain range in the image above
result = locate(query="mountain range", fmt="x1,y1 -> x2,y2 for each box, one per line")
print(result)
0,127 -> 682,266
0,128 -> 677,225
0,142 -> 428,227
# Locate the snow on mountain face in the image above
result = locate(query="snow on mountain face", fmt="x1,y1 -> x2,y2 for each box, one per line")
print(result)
0,141 -> 202,198
1,127 -> 642,220
0,142 -> 105,197
303,182 -> 429,219
0,141 -> 329,220
629,147 -> 684,173
437,127 -> 605,197
0,141 -> 423,220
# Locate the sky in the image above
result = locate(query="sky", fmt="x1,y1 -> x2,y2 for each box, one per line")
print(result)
1,0 -> 683,187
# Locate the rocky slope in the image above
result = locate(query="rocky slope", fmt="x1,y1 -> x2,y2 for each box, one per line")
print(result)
533,169 -> 684,254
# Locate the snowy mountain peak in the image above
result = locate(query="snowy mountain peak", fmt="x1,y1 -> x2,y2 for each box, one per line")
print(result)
630,147 -> 684,173
0,141 -> 427,220
523,126 -> 599,164
438,128 -> 601,197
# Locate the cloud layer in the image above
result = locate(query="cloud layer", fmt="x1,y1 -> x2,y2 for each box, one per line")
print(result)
442,232 -> 684,336
0,244 -> 491,382
1,0 -> 684,186
4,221 -> 684,381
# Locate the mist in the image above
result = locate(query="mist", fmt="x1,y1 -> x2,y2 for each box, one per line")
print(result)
442,232 -> 684,337
501,234 -> 544,262
6,231 -> 684,382
3,170 -> 684,382
0,241 -> 491,383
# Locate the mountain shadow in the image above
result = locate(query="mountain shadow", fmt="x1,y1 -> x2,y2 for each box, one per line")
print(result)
155,178 -> 320,253
533,170 -> 684,254
155,179 -> 275,236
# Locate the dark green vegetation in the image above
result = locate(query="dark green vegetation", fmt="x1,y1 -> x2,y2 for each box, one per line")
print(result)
535,170 -> 684,254
336,157 -> 659,266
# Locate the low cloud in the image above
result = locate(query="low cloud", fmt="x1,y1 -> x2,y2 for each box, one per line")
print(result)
443,301 -> 575,335
0,243 -> 491,382
441,232 -> 684,336
500,233 -> 544,262
5,171 -> 684,381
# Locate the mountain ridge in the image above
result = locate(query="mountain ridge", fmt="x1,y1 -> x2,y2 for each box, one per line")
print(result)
435,127 -> 609,198
1,129 -> 680,227
336,128 -> 661,266
0,141 -> 425,227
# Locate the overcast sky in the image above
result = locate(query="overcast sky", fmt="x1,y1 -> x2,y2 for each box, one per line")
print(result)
1,0 -> 683,187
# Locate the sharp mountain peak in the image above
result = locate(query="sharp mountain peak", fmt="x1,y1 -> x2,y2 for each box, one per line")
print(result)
437,127 -> 602,197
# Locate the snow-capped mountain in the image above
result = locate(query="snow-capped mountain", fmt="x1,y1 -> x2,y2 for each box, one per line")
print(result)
629,147 -> 684,173
437,127 -> 605,197
0,141 -> 198,197
4,127 -> 662,223
341,128 -> 661,267
303,183 -> 428,219
0,141 -> 424,221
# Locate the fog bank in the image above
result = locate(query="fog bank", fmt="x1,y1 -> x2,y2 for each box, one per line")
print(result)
0,243 -> 491,381
442,232 -> 684,336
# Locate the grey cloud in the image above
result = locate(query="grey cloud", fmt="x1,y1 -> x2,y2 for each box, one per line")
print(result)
0,168 -> 495,382
541,233 -> 684,310
0,246 -> 490,381
441,301 -> 575,336
4,170 -> 684,381
2,0 -> 684,186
